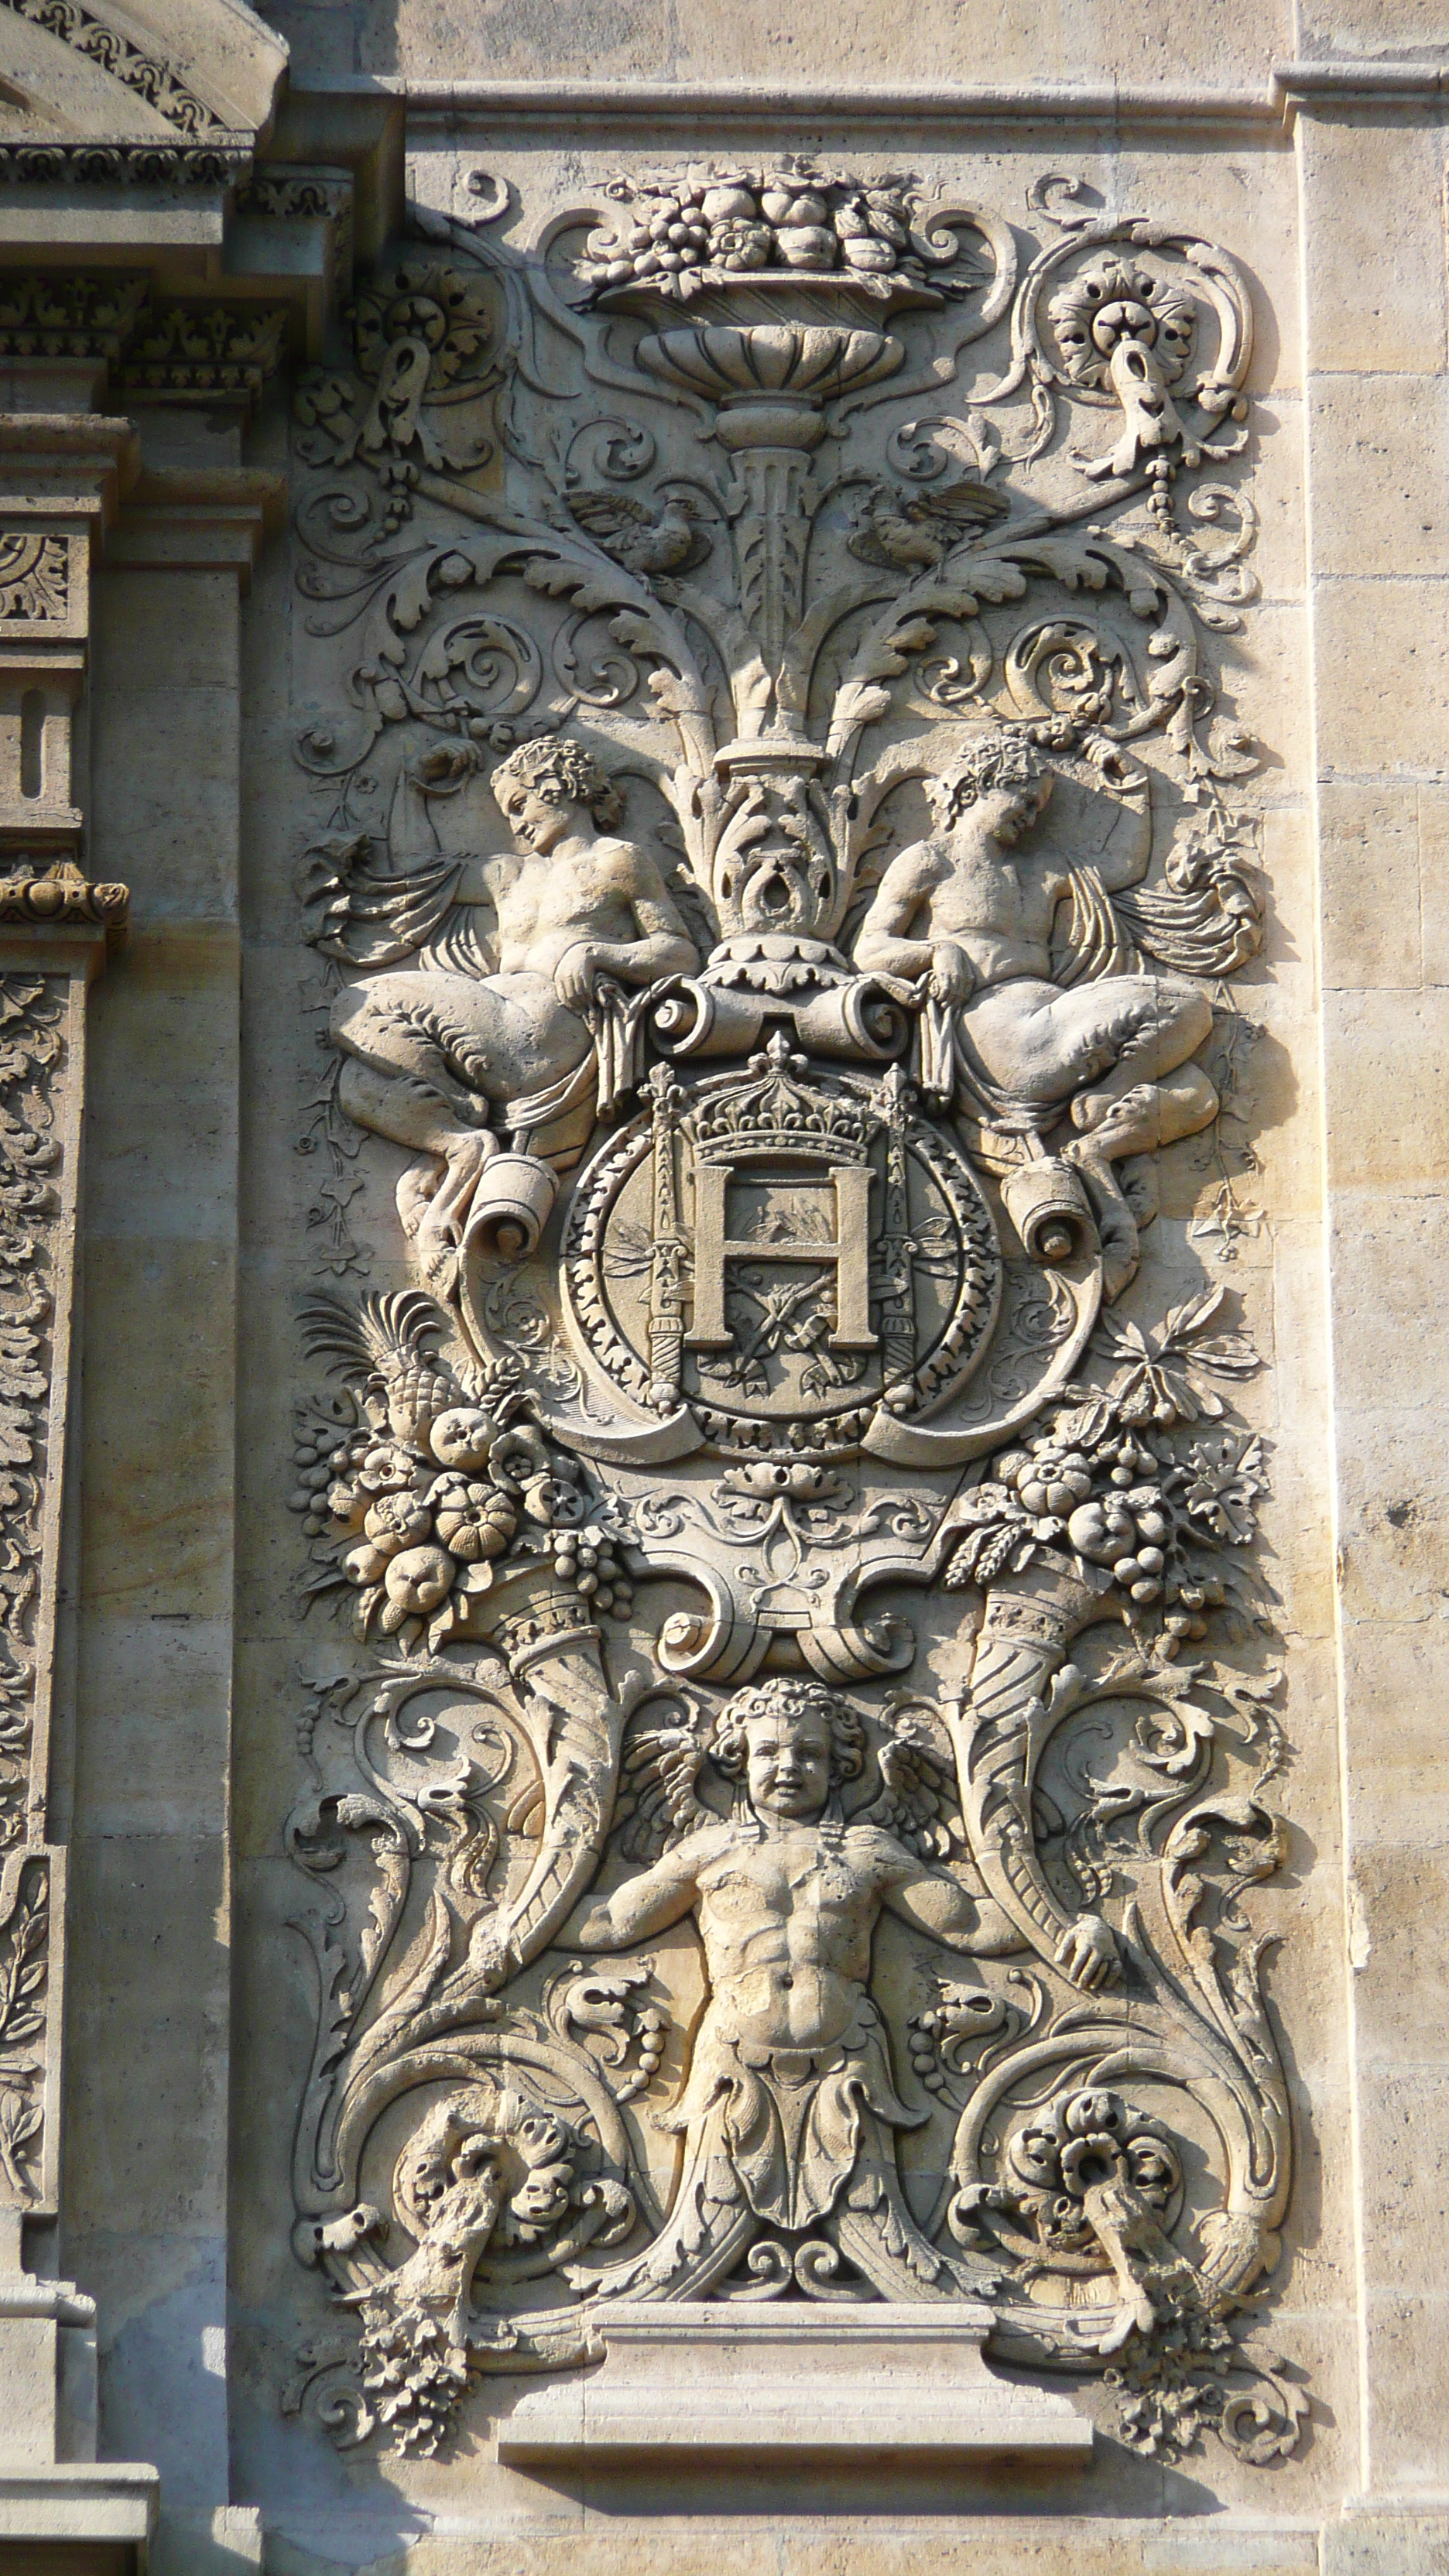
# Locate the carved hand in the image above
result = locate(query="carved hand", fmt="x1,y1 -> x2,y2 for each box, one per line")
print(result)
1081,735 -> 1149,798
1053,1912 -> 1120,1990
927,942 -> 975,1007
553,943 -> 601,1011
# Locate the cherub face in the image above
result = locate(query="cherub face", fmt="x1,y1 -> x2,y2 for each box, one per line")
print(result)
498,782 -> 579,854
745,1711 -> 833,1821
978,773 -> 1052,846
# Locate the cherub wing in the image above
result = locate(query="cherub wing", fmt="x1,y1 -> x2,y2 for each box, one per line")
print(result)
857,1704 -> 967,1862
610,1692 -> 719,1864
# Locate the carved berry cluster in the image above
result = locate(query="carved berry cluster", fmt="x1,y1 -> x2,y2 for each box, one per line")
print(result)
289,1310 -> 635,1654
944,1389 -> 1264,1647
580,160 -> 957,296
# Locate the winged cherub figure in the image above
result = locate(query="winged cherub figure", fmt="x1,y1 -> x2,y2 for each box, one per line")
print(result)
852,726 -> 1219,1295
326,738 -> 698,1263
562,1677 -> 1111,2304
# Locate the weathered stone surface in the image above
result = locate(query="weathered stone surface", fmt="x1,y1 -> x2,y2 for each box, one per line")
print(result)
0,0 -> 1443,2569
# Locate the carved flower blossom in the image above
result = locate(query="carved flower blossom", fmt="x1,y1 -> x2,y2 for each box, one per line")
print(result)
998,1442 -> 1095,1519
709,218 -> 773,269
351,260 -> 496,406
358,1440 -> 427,1495
1049,259 -> 1196,393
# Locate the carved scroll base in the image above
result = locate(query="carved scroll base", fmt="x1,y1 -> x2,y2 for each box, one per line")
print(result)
495,2304 -> 1093,2465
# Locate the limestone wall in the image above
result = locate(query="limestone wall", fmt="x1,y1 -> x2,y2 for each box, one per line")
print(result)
0,2 -> 1447,2571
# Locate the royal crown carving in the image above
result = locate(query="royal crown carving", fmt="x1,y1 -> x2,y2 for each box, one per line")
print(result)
279,158 -> 1301,2474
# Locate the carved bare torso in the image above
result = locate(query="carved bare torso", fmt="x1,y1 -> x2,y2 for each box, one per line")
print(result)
570,1793 -> 1016,2046
474,832 -> 682,986
879,832 -> 1070,989
692,1823 -> 897,2051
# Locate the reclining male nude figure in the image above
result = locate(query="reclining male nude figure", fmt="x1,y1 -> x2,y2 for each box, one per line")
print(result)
329,736 -> 698,1262
852,727 -> 1217,1295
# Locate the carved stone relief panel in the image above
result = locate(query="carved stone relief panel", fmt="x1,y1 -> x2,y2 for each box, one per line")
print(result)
0,926 -> 122,2237
265,149 -> 1310,2482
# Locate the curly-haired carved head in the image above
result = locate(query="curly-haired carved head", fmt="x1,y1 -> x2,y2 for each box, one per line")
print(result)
925,726 -> 1053,834
711,1675 -> 865,1821
492,735 -> 625,840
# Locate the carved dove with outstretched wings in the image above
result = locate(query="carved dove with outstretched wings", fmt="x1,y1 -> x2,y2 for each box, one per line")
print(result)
848,476 -> 1010,571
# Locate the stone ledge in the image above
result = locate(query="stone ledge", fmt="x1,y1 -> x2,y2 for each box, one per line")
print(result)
495,2304 -> 1094,2467
389,74 -> 1283,128
107,468 -> 286,591
1324,2506 -> 1449,2574
0,2463 -> 159,2574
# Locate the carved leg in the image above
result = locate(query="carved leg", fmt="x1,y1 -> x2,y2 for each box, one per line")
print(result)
337,1057 -> 498,1287
831,2127 -> 985,2300
331,971 -> 591,1266
570,2115 -> 760,2305
332,997 -> 499,1153
1062,1065 -> 1219,1299
1060,977 -> 1215,1118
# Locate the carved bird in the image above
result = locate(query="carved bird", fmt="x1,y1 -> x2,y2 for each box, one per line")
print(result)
566,487 -> 711,574
848,475 -> 1010,571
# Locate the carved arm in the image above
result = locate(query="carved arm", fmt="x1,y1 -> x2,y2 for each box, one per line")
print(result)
854,847 -> 972,999
564,1840 -> 706,1951
1081,751 -> 1153,893
881,1863 -> 1021,1956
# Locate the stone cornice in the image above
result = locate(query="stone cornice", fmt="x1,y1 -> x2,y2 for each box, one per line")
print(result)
389,75 -> 1286,131
0,274 -> 290,409
0,139 -> 255,186
318,65 -> 1449,133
